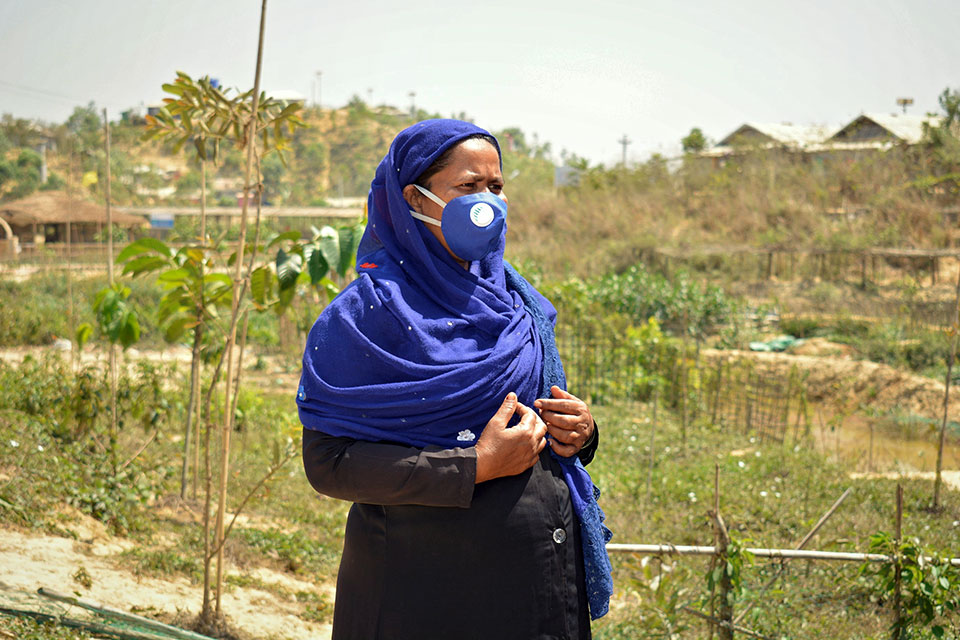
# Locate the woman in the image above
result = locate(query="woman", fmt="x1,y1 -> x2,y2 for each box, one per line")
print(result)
298,119 -> 612,640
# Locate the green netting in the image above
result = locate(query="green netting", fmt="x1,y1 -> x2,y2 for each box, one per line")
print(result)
0,585 -> 215,640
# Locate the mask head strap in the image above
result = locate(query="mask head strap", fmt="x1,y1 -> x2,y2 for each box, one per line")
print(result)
409,184 -> 447,227
413,184 -> 448,208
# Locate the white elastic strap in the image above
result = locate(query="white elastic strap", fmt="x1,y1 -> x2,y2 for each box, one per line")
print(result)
413,183 -> 448,208
409,210 -> 441,227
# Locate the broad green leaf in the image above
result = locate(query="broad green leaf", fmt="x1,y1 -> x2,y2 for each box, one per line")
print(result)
250,266 -> 274,305
116,243 -> 153,264
118,312 -> 140,350
276,283 -> 295,312
157,267 -> 191,284
307,245 -> 329,283
163,315 -> 193,343
203,272 -> 233,287
120,236 -> 172,260
276,249 -> 303,289
122,255 -> 169,277
337,224 -> 361,277
318,227 -> 340,273
161,83 -> 185,96
266,230 -> 302,249
75,323 -> 93,350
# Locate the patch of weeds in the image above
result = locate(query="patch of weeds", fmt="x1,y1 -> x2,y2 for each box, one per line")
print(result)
233,527 -> 338,577
72,565 -> 93,589
121,548 -> 202,583
295,589 -> 331,623
0,614 -> 95,639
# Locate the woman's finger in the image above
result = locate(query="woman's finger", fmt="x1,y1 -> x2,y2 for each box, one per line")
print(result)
534,397 -> 584,415
539,410 -> 586,430
548,438 -> 578,457
547,423 -> 582,445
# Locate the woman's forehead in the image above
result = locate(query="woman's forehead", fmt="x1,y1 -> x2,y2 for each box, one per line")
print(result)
440,140 -> 502,177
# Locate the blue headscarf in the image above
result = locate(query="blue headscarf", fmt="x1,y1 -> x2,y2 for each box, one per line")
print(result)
297,119 -> 612,618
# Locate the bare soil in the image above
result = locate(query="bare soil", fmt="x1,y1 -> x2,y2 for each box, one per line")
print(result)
0,506 -> 333,640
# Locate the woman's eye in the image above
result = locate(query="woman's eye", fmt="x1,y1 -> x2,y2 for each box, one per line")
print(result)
490,184 -> 503,194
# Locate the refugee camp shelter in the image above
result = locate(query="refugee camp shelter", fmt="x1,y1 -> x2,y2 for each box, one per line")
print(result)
0,190 -> 146,247
824,113 -> 942,149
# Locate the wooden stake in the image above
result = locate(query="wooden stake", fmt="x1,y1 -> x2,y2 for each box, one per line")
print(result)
733,488 -> 852,624
893,484 -> 903,640
710,464 -> 734,640
933,260 -> 960,509
215,0 -> 268,616
103,108 -> 118,472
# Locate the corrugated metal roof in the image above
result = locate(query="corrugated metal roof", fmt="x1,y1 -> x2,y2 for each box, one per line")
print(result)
827,113 -> 943,144
718,123 -> 832,148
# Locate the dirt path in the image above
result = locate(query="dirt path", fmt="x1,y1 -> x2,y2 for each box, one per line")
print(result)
0,510 -> 333,640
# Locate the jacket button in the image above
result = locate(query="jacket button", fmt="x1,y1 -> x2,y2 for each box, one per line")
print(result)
552,528 -> 567,544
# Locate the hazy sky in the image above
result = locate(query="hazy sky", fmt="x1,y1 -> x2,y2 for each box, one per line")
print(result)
1,0 -> 958,165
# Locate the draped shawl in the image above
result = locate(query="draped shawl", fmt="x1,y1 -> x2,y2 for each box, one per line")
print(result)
297,119 -> 612,618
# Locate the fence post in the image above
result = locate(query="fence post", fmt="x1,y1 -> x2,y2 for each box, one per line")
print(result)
712,358 -> 724,427
711,464 -> 735,639
892,484 -> 903,640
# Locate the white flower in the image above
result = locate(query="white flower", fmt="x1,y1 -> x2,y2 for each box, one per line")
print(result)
738,460 -> 745,468
952,521 -> 959,527
630,435 -> 637,442
759,491 -> 768,498
749,437 -> 756,444
664,446 -> 671,453
627,446 -> 635,453
775,492 -> 781,498
754,451 -> 761,457
9,440 -> 18,448
688,492 -> 697,503
37,445 -> 44,452
456,430 -> 476,442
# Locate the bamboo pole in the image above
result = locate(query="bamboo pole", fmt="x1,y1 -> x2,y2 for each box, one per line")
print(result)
711,358 -> 723,427
180,158 -> 207,500
682,607 -> 775,640
892,484 -> 903,640
710,464 -> 734,640
214,0 -> 267,614
605,544 -> 960,566
733,487 -> 852,624
933,260 -> 960,509
103,108 -> 118,472
38,588 -> 216,640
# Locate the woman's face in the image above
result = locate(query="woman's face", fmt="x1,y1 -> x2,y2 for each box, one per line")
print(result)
403,138 -> 505,266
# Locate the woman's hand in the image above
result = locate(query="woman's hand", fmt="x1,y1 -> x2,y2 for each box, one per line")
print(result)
474,392 -> 547,484
534,386 -> 594,458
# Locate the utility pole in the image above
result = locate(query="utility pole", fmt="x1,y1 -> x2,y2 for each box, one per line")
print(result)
367,87 -> 373,105
618,134 -> 631,167
313,70 -> 322,108
896,97 -> 913,114
409,91 -> 416,118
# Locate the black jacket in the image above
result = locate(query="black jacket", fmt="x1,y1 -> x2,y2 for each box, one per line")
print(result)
302,426 -> 599,640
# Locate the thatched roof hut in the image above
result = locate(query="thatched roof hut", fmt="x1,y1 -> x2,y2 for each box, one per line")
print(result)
0,191 -> 146,245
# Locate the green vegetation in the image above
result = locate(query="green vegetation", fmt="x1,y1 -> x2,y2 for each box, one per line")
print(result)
1,349 -> 957,638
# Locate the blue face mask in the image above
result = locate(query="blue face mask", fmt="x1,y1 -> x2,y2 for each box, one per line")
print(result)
409,184 -> 507,262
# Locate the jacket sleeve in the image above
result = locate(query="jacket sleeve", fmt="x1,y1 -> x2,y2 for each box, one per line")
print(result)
577,420 -> 600,466
302,428 -> 477,508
